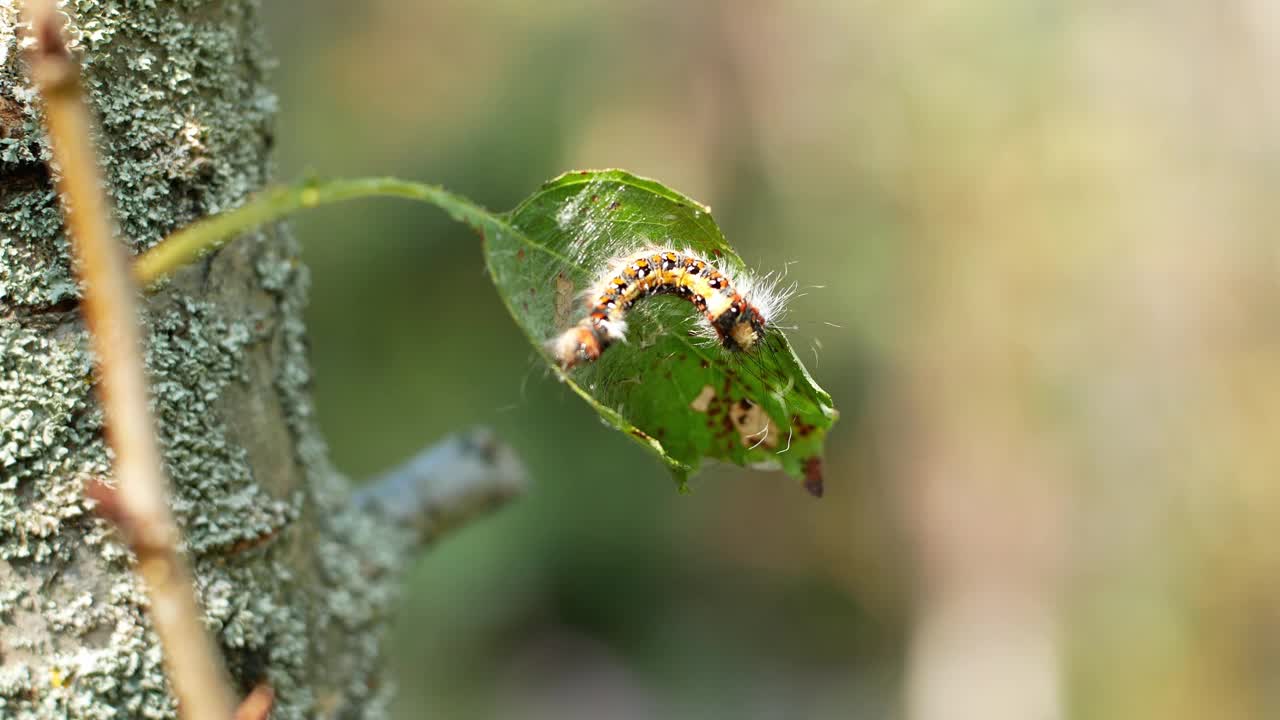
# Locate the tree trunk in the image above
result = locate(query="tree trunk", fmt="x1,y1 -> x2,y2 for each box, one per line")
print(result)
0,3 -> 484,718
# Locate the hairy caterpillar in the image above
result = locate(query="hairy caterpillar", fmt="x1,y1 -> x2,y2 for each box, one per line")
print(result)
549,247 -> 786,371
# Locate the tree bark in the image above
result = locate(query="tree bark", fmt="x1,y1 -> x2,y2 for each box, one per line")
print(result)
0,3 -> 511,718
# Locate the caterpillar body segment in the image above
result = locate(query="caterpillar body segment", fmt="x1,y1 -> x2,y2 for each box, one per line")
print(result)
549,248 -> 778,371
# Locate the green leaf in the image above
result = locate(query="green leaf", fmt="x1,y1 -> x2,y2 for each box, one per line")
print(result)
485,170 -> 837,495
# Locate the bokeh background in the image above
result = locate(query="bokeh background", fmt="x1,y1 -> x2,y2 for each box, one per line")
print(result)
262,3 -> 1280,719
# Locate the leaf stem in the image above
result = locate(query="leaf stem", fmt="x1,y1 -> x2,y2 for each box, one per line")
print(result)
133,177 -> 499,287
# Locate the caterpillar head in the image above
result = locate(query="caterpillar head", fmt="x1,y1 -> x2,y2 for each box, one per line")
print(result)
548,317 -> 625,371
549,325 -> 602,371
713,297 -> 768,352
728,305 -> 768,351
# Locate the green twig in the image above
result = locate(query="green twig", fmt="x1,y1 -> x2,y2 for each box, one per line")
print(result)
133,177 -> 499,287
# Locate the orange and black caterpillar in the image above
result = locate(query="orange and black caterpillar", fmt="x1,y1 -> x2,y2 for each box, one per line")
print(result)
549,248 -> 780,370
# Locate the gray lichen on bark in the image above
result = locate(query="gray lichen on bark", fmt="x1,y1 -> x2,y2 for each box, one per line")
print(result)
0,1 -> 417,717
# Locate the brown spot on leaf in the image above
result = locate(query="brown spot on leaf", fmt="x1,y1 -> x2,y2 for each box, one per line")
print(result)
791,414 -> 817,438
516,247 -> 525,261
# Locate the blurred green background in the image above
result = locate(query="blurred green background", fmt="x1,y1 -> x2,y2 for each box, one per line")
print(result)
263,3 -> 1280,719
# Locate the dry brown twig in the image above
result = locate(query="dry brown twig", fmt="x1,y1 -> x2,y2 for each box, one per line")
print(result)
231,685 -> 275,720
21,1 -> 261,718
